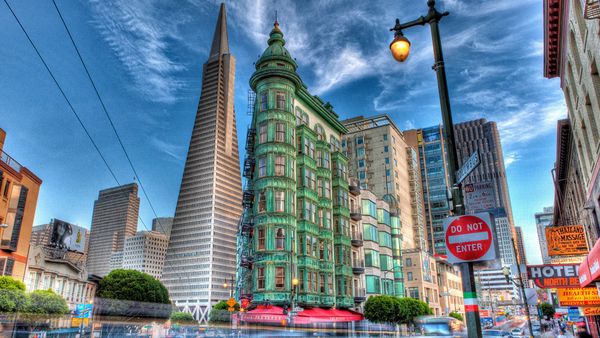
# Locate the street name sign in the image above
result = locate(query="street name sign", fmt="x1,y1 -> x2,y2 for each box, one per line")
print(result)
443,213 -> 497,264
456,150 -> 480,184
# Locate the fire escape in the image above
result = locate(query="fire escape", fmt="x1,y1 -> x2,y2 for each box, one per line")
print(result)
585,0 -> 600,20
236,90 -> 256,300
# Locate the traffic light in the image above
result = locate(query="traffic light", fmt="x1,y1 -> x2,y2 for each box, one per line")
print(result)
282,304 -> 289,315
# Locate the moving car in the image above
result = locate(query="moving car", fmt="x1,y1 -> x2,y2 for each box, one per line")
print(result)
482,329 -> 512,337
414,316 -> 466,337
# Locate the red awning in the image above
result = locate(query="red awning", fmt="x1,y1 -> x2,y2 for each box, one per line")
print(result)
581,238 -> 600,287
579,257 -> 592,287
297,308 -> 363,323
240,306 -> 363,325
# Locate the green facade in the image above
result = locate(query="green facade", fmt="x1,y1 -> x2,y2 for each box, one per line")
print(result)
242,22 -> 352,309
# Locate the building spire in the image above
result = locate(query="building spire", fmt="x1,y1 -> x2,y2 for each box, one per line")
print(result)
209,3 -> 229,58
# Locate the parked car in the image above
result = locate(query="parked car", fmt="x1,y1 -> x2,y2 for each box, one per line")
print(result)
511,327 -> 525,336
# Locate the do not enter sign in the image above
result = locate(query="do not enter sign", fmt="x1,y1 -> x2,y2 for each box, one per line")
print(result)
443,213 -> 498,264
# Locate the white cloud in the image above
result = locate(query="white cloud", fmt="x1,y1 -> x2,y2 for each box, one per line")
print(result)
151,137 -> 185,161
89,0 -> 192,103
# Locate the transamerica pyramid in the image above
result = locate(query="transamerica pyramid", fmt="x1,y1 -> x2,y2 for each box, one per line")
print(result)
162,3 -> 242,323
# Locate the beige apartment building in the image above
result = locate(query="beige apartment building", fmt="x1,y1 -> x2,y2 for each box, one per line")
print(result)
342,115 -> 464,315
544,0 -> 600,244
403,248 -> 441,315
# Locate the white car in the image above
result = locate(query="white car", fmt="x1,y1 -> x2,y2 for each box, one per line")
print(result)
511,327 -> 525,336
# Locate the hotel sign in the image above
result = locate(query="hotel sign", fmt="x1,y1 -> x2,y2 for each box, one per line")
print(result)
527,264 -> 580,288
557,287 -> 600,307
546,225 -> 588,257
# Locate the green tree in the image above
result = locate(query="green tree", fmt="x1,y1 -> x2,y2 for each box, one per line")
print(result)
0,276 -> 26,291
364,295 -> 397,323
209,300 -> 239,323
27,290 -> 69,314
395,298 -> 432,325
539,302 -> 555,319
170,311 -> 196,323
449,311 -> 464,322
98,269 -> 170,304
0,289 -> 29,313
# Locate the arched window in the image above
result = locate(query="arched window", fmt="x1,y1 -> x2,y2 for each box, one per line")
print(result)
275,228 -> 285,250
315,125 -> 325,141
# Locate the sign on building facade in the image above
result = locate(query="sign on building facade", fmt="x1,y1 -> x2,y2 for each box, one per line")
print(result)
545,225 -> 588,257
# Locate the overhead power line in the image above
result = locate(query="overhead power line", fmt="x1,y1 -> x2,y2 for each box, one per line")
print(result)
50,0 -> 169,236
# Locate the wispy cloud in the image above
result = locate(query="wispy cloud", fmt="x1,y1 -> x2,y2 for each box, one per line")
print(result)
89,0 -> 195,103
150,137 -> 186,161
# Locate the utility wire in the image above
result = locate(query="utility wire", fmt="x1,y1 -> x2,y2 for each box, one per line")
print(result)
51,0 -> 169,237
2,0 -> 154,233
2,0 -> 120,186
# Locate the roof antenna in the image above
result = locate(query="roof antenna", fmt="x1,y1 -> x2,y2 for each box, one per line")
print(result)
275,10 -> 279,25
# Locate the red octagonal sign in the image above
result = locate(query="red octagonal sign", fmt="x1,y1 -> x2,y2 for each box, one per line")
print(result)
444,213 -> 497,264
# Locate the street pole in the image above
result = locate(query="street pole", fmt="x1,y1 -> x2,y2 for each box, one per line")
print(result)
512,238 -> 534,337
389,1 -> 481,336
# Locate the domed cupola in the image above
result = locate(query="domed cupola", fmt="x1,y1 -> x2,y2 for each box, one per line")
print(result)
255,20 -> 298,71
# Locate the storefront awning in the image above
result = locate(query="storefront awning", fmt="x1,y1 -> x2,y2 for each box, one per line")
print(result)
580,238 -> 600,287
240,306 -> 363,325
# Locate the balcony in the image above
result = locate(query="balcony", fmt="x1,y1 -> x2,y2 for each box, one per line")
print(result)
352,260 -> 365,274
350,209 -> 362,221
351,232 -> 363,247
245,128 -> 256,152
240,255 -> 253,269
243,157 -> 255,179
241,219 -> 254,236
242,190 -> 255,209
1,150 -> 22,173
349,182 -> 360,196
353,288 -> 366,303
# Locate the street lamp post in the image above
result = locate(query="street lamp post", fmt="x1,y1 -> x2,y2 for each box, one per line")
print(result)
223,276 -> 234,299
389,1 -> 481,337
503,248 -> 535,338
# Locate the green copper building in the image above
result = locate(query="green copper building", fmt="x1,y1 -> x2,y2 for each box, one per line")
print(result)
237,21 -> 353,309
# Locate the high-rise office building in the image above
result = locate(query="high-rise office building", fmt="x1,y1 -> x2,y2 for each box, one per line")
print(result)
404,126 -> 452,255
162,4 -> 242,322
535,207 -> 554,264
514,226 -> 527,265
152,217 -> 173,238
0,128 -> 42,281
454,119 -> 515,226
86,183 -> 139,277
122,231 -> 169,279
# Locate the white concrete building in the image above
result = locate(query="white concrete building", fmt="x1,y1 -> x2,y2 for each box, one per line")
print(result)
118,231 -> 169,279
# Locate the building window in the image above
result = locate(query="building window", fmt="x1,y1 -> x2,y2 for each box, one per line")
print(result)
276,228 -> 285,250
406,258 -> 412,267
258,191 -> 266,213
302,113 -> 309,126
276,123 -> 286,142
322,151 -> 330,168
356,136 -> 363,145
324,181 -> 331,198
275,191 -> 285,212
257,267 -> 265,289
276,92 -> 286,110
407,272 -> 413,281
259,123 -> 267,144
385,158 -> 389,165
383,134 -> 388,141
260,92 -> 268,111
2,181 -> 9,198
359,171 -> 366,180
409,287 -> 419,299
315,125 -> 325,141
386,169 -> 390,177
305,235 -> 312,256
257,228 -> 265,250
319,241 -> 325,260
358,159 -> 364,168
275,156 -> 285,176
356,147 -> 365,157
258,157 -> 266,177
384,146 -> 389,152
295,108 -> 302,126
320,273 -> 326,293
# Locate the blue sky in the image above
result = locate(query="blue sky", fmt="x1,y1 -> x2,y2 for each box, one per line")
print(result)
0,0 -> 564,264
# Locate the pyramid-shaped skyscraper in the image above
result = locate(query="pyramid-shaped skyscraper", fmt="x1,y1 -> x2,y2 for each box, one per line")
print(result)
162,3 -> 242,323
